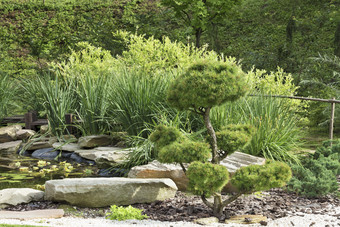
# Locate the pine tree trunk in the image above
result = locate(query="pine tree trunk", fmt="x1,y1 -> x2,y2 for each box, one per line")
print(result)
212,194 -> 223,218
204,107 -> 219,164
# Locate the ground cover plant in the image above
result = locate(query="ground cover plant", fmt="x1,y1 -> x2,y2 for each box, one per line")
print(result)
287,139 -> 340,197
150,60 -> 292,218
105,205 -> 148,221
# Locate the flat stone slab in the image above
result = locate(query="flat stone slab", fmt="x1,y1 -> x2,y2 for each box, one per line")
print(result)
0,140 -> 22,153
78,135 -> 112,148
74,147 -> 130,163
0,209 -> 64,220
225,215 -> 267,224
52,142 -> 81,152
128,152 -> 265,192
44,177 -> 177,207
0,188 -> 44,208
220,151 -> 266,174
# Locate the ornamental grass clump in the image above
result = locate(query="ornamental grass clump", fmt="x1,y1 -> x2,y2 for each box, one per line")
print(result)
150,60 -> 292,218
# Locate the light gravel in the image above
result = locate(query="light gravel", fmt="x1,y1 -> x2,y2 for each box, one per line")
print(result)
0,214 -> 339,227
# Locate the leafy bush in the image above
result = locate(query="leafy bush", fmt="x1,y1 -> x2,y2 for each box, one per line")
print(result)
286,140 -> 340,197
105,205 -> 148,221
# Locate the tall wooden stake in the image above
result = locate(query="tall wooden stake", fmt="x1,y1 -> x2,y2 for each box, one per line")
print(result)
329,97 -> 335,146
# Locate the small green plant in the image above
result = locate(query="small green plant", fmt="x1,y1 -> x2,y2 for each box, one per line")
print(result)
105,205 -> 148,221
287,140 -> 340,197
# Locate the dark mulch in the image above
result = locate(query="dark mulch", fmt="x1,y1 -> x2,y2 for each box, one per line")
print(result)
3,188 -> 340,223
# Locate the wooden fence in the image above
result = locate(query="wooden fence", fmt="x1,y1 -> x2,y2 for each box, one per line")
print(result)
250,94 -> 339,142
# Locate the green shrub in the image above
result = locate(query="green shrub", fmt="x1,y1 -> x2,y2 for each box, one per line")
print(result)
167,59 -> 248,111
287,140 -> 340,197
149,125 -> 183,149
158,139 -> 211,164
105,205 -> 148,221
231,161 -> 292,193
216,124 -> 255,156
0,74 -> 18,120
187,161 -> 229,197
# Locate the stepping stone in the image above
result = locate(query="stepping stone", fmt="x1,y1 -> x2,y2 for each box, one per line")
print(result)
0,209 -> 64,220
225,214 -> 267,224
44,177 -> 178,207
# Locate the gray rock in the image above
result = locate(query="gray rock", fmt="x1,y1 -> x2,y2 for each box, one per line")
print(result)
128,160 -> 188,191
24,137 -> 57,151
74,147 -> 130,162
128,152 -> 266,192
0,125 -> 21,143
15,129 -> 36,140
0,140 -> 22,153
52,142 -> 80,152
78,135 -> 112,148
0,188 -> 44,208
44,177 -> 177,207
31,148 -> 60,160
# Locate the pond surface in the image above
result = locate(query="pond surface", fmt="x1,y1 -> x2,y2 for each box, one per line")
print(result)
0,154 -> 98,190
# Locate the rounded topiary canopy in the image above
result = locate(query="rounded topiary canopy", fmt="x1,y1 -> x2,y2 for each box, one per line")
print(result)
167,60 -> 248,110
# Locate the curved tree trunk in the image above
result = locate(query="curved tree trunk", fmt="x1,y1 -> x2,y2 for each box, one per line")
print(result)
204,107 -> 219,164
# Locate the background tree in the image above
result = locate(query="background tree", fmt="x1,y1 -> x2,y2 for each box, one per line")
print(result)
160,0 -> 242,48
150,60 -> 292,218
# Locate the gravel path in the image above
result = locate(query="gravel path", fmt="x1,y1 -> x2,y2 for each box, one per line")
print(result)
0,214 -> 339,227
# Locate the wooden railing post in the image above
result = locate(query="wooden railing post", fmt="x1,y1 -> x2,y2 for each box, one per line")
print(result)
24,111 -> 37,130
329,97 -> 336,146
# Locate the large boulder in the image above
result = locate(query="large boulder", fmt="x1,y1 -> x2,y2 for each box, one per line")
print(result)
0,125 -> 21,143
78,135 -> 112,148
0,188 -> 44,208
128,152 -> 266,192
44,178 -> 177,207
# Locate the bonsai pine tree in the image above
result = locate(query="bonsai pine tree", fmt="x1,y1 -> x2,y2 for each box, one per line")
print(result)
150,60 -> 292,218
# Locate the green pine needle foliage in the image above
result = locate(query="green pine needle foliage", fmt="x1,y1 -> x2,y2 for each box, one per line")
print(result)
286,140 -> 340,197
149,125 -> 183,149
187,161 -> 229,197
231,161 -> 292,193
216,124 -> 255,155
158,139 -> 211,164
105,205 -> 148,221
167,59 -> 248,110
